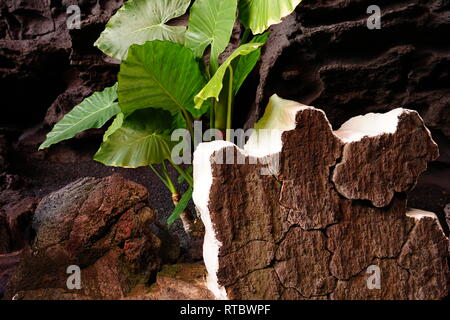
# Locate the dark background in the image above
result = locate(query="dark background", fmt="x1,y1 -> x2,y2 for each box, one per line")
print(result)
0,0 -> 449,236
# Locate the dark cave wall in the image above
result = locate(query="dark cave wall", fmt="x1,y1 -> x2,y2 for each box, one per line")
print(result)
0,0 -> 123,130
258,0 -> 450,136
0,0 -> 449,233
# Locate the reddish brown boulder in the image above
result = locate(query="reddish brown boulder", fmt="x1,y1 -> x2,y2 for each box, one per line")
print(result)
3,174 -> 162,300
194,98 -> 449,300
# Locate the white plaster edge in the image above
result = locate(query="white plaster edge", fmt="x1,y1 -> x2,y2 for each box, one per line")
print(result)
333,108 -> 409,143
406,208 -> 445,235
193,141 -> 234,300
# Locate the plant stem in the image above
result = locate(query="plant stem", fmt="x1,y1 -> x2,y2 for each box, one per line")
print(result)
171,192 -> 204,236
210,100 -> 215,130
151,162 -> 202,236
161,161 -> 177,194
181,108 -> 194,138
205,61 -> 211,79
149,164 -> 174,193
169,159 -> 193,187
226,65 -> 234,142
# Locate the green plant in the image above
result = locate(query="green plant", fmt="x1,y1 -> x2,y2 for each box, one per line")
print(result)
39,0 -> 302,233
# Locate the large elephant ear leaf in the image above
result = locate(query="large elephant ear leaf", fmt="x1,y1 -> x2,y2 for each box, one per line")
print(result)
194,43 -> 263,110
39,84 -> 120,150
119,40 -> 209,118
95,0 -> 191,60
185,0 -> 238,72
239,0 -> 302,35
94,108 -> 184,167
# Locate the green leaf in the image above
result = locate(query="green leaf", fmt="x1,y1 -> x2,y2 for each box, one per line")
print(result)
233,32 -> 270,96
39,84 -> 120,150
119,40 -> 209,118
167,188 -> 193,227
194,43 -> 263,110
103,112 -> 124,142
185,0 -> 238,72
239,0 -> 302,35
94,108 -> 184,167
95,0 -> 191,60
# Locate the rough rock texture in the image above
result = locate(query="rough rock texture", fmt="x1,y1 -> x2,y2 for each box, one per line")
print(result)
126,263 -> 214,300
0,0 -> 123,132
446,203 -> 450,230
196,107 -> 449,300
0,177 -> 40,254
0,196 -> 39,253
398,215 -> 449,300
0,135 -> 9,171
3,174 -> 162,300
255,0 -> 450,138
446,203 -> 450,255
0,251 -> 21,299
333,111 -> 439,207
1,0 -> 448,264
327,198 -> 413,281
241,0 -> 450,232
0,214 -> 9,254
279,108 -> 343,229
0,0 -> 448,300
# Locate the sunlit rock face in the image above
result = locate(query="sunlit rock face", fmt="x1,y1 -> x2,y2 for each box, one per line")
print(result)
193,96 -> 449,300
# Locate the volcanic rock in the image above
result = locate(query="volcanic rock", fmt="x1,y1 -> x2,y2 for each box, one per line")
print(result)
1,196 -> 39,252
3,174 -> 162,300
127,263 -> 214,300
193,97 -> 449,300
255,0 -> 450,140
0,135 -> 9,171
332,109 -> 439,207
0,214 -> 10,254
242,0 -> 450,235
0,251 -> 21,299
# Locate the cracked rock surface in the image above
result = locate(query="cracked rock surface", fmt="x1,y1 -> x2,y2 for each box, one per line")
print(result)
194,104 -> 449,300
333,109 -> 439,207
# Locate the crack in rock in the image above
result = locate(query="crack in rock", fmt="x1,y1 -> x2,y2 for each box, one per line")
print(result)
193,98 -> 449,300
